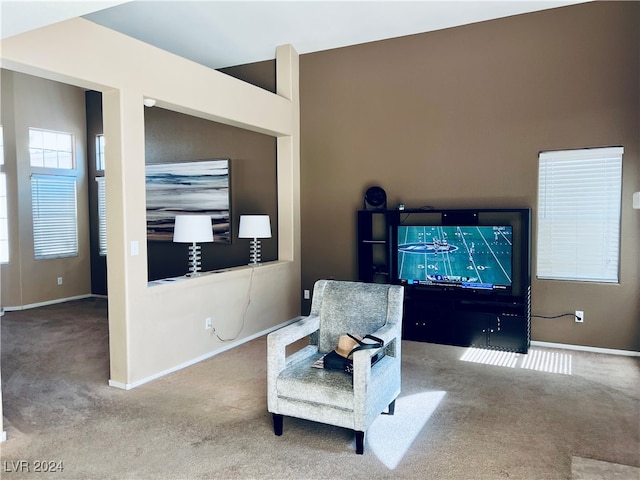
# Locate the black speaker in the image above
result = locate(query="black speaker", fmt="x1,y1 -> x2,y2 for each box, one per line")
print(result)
363,186 -> 387,210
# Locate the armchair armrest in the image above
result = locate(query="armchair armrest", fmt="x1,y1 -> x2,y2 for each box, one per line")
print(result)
351,321 -> 401,380
351,321 -> 402,430
267,315 -> 320,413
367,322 -> 402,358
268,315 -> 320,373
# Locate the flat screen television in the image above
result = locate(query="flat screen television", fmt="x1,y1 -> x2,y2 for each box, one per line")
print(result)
395,225 -> 513,294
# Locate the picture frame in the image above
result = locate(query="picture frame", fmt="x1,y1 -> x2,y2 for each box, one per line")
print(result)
145,159 -> 231,243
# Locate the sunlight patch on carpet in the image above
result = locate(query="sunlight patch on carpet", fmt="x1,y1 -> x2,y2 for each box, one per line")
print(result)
460,347 -> 519,367
460,347 -> 572,375
572,456 -> 640,479
367,391 -> 446,469
521,349 -> 572,375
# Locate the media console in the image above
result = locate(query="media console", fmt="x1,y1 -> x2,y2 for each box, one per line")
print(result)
357,208 -> 531,353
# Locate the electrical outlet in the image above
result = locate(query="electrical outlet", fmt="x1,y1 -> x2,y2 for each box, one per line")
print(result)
575,310 -> 584,323
304,289 -> 310,300
57,276 -> 63,286
205,317 -> 212,330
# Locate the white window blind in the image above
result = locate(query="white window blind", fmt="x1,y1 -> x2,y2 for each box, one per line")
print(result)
0,173 -> 7,263
31,175 -> 78,259
0,125 -> 8,263
96,176 -> 107,255
537,146 -> 623,283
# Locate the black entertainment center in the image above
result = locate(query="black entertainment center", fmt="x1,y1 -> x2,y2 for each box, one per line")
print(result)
357,207 -> 531,353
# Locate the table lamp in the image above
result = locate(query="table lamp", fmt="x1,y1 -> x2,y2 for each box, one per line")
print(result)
173,214 -> 214,276
238,215 -> 271,266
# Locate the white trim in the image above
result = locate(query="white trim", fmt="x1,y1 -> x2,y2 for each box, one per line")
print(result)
107,379 -> 129,390
531,340 -> 640,357
108,316 -> 304,390
1,431 -> 6,442
3,294 -> 93,311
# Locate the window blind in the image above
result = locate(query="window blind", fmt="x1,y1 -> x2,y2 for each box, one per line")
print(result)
0,173 -> 7,263
0,125 -> 7,263
537,146 -> 623,282
31,175 -> 78,259
96,176 -> 107,255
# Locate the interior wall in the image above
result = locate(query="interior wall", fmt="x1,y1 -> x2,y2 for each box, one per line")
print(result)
85,90 -> 280,288
0,70 -> 91,308
299,1 -> 639,351
144,107 -> 278,280
1,18 -> 300,388
219,60 -> 276,93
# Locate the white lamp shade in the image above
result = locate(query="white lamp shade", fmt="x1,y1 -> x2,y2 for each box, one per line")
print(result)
238,215 -> 271,239
173,215 -> 214,243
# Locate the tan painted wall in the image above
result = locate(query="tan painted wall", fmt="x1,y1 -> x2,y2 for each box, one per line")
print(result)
0,19 -> 300,387
299,2 -> 639,351
0,71 -> 91,307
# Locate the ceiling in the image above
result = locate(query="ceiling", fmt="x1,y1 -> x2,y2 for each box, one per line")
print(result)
2,1 -> 588,70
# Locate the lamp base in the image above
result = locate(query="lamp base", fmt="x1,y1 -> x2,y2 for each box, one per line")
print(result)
248,239 -> 262,266
188,242 -> 202,275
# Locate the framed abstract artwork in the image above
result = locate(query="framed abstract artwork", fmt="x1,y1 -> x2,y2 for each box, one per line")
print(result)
145,159 -> 231,243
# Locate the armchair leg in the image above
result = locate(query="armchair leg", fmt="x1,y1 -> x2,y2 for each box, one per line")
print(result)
388,399 -> 396,416
272,414 -> 283,436
382,399 -> 396,416
355,431 -> 365,454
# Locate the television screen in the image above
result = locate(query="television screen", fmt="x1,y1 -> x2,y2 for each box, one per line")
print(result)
397,225 -> 513,291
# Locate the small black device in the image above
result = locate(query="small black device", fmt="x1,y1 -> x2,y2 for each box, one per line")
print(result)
363,186 -> 387,210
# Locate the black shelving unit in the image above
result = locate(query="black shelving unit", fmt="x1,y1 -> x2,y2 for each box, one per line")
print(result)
357,209 -> 392,283
357,208 -> 531,353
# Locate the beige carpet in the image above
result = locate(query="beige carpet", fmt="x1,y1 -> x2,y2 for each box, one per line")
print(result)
1,298 -> 639,479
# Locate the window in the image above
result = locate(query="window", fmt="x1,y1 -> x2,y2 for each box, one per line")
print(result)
29,128 -> 74,169
95,134 -> 107,255
537,146 -> 623,283
96,134 -> 105,171
29,128 -> 79,260
31,175 -> 78,259
0,125 -> 8,263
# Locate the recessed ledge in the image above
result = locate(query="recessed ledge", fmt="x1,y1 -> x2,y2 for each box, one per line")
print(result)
147,259 -> 291,288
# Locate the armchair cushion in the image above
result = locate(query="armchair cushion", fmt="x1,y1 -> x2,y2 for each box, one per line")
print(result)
277,354 -> 354,410
277,354 -> 396,410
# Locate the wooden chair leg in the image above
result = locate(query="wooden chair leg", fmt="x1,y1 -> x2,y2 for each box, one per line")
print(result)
273,414 -> 283,436
355,431 -> 365,454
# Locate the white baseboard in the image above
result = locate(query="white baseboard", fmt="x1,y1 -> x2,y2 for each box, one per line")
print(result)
109,316 -> 304,391
531,340 -> 640,357
3,294 -> 94,311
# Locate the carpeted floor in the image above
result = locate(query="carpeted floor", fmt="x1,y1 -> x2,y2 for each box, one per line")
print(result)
1,298 -> 639,479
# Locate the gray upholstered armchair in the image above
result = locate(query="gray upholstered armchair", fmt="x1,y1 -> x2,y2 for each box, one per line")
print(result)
267,279 -> 404,454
